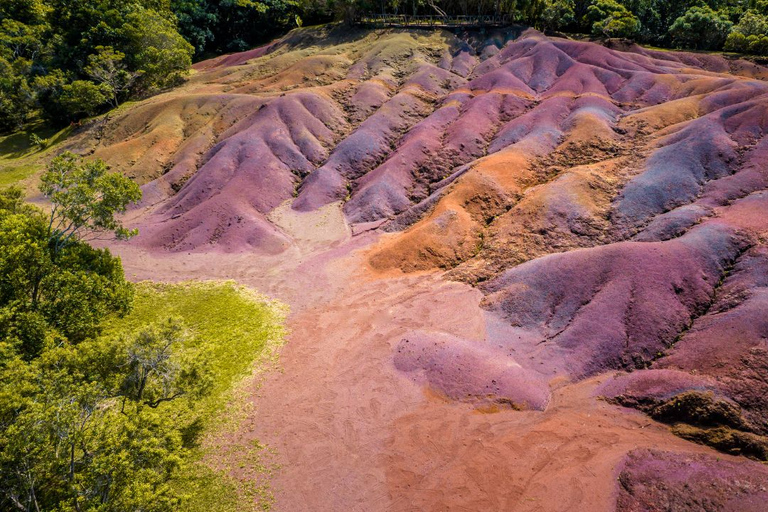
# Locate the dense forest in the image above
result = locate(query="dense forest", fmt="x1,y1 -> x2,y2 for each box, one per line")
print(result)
2,0 -> 768,132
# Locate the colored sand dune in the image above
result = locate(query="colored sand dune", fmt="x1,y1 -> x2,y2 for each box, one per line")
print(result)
71,25 -> 768,510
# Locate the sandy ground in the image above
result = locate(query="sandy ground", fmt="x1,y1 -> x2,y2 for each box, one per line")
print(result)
107,214 -> 737,512
25,26 -> 768,510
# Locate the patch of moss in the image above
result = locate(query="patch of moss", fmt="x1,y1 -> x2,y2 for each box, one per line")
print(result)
671,424 -> 768,460
614,390 -> 768,461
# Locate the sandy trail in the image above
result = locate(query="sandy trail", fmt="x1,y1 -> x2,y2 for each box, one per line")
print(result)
109,221 -> 737,512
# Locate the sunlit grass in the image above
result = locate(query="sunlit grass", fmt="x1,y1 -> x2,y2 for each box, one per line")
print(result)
0,164 -> 37,188
102,281 -> 288,511
0,125 -> 74,188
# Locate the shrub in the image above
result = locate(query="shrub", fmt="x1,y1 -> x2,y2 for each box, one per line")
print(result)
122,6 -> 195,93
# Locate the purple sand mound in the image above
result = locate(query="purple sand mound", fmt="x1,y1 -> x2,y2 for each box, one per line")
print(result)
393,331 -> 550,410
617,449 -> 768,512
596,370 -> 718,403
481,223 -> 749,378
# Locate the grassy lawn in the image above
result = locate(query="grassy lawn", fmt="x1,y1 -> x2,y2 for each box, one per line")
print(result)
0,164 -> 38,187
0,125 -> 73,188
102,281 -> 288,511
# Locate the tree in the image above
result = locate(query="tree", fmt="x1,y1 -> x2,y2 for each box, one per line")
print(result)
121,6 -> 195,92
84,46 -> 140,108
33,72 -> 113,125
170,0 -> 218,55
669,5 -> 733,50
117,317 -> 212,409
0,18 -> 45,60
0,0 -> 50,26
0,336 -> 192,512
540,0 -> 576,30
0,0 -> 198,131
0,182 -> 208,511
725,9 -> 768,54
586,0 -> 641,38
0,187 -> 135,357
57,80 -> 112,120
0,56 -> 35,132
40,152 -> 142,252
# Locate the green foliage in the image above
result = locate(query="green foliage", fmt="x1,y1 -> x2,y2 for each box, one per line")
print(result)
103,281 -> 286,416
40,152 -> 142,249
121,7 -> 194,92
586,0 -> 641,38
32,71 -> 114,126
0,187 -> 134,357
3,0 -> 766,133
0,1 -> 196,131
101,281 -> 287,512
58,80 -> 113,120
669,5 -> 733,49
0,56 -> 35,132
725,9 -> 768,54
0,321 -> 198,511
214,0 -> 304,53
0,0 -> 316,131
117,317 -> 213,408
85,47 -> 139,108
726,31 -> 768,53
0,155 -> 140,358
171,0 -> 218,54
0,0 -> 51,25
733,9 -> 768,35
28,132 -> 47,149
540,0 -> 576,30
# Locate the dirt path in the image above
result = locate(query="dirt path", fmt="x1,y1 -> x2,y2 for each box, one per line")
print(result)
110,224 -> 733,512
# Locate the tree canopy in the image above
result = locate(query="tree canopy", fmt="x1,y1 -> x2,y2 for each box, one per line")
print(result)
41,152 -> 142,251
2,0 -> 768,133
0,0 -> 309,132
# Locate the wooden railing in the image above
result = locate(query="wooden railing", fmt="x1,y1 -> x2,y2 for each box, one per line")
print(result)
356,14 -> 512,28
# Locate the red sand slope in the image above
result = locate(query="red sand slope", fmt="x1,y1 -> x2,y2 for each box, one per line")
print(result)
78,25 -> 768,510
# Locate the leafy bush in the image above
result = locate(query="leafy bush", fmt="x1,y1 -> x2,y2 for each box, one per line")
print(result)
0,175 -> 138,358
0,57 -> 35,132
122,6 -> 195,92
57,80 -> 113,119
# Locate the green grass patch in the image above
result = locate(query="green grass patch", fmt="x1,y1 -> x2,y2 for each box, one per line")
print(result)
0,125 -> 74,188
102,280 -> 288,512
0,164 -> 37,188
0,125 -> 72,159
